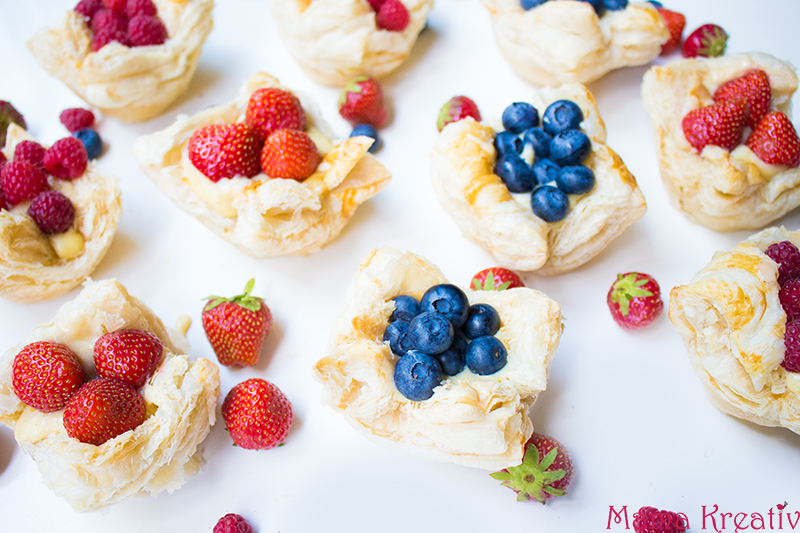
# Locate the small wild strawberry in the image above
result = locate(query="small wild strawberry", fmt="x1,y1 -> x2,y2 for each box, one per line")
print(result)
607,272 -> 664,330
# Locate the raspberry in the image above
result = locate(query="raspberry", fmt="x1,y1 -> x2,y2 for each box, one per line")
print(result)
43,137 -> 88,180
213,514 -> 256,533
633,506 -> 688,533
779,279 -> 800,322
128,15 -> 168,47
28,191 -> 76,234
1,161 -> 50,206
765,241 -> 800,286
126,0 -> 156,17
91,28 -> 130,51
13,140 -> 46,169
91,8 -> 128,34
60,108 -> 95,133
376,0 -> 410,32
102,0 -> 127,11
74,0 -> 103,19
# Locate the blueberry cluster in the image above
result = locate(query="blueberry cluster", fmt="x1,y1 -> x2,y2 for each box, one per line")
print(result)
494,100 -> 596,223
520,0 -> 628,15
384,284 -> 508,401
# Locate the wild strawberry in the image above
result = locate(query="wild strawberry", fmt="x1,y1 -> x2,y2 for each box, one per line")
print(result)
28,190 -> 76,234
681,99 -> 747,152
470,267 -> 525,291
202,279 -> 272,368
490,432 -> 573,503
713,69 -> 772,129
60,108 -> 96,133
245,88 -> 306,142
657,8 -> 685,55
93,329 -> 164,388
338,77 -> 389,129
91,27 -> 130,51
260,129 -> 321,181
13,140 -> 47,169
0,100 -> 26,148
75,0 -> 103,19
43,136 -> 89,179
187,123 -> 262,182
1,161 -> 50,206
222,378 -> 293,450
128,14 -> 167,47
376,0 -> 410,32
783,320 -> 800,373
745,112 -> 800,168
126,0 -> 156,18
214,514 -> 256,533
682,23 -> 728,58
63,378 -> 146,446
633,506 -> 688,533
91,8 -> 128,34
607,272 -> 663,330
12,341 -> 85,413
765,241 -> 800,285
437,95 -> 482,132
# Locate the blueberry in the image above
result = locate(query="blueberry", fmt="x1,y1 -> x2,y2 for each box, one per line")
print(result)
494,131 -> 522,157
542,100 -> 584,136
531,185 -> 569,222
604,0 -> 628,10
420,284 -> 470,328
520,0 -> 549,9
350,124 -> 381,153
495,154 -> 535,193
72,129 -> 102,160
647,0 -> 663,7
390,295 -> 420,322
461,303 -> 501,340
531,158 -> 560,187
383,320 -> 411,356
556,165 -> 596,195
394,351 -> 442,401
549,129 -> 591,166
436,335 -> 467,376
502,102 -> 539,134
577,0 -> 605,15
465,336 -> 508,375
521,127 -> 552,158
407,311 -> 455,355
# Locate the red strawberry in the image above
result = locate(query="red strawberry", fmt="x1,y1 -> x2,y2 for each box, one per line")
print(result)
202,279 -> 272,368
338,77 -> 389,129
682,23 -> 728,58
245,88 -> 306,142
187,123 -> 262,182
713,69 -> 772,129
681,98 -> 747,152
214,514 -> 256,533
745,111 -> 800,168
63,377 -> 146,446
376,0 -> 410,32
607,272 -> 664,330
93,329 -> 164,389
490,432 -> 573,503
470,267 -> 525,291
12,341 -> 85,413
221,378 -> 293,450
437,95 -> 482,132
260,129 -> 321,181
633,506 -> 688,533
657,8 -> 685,55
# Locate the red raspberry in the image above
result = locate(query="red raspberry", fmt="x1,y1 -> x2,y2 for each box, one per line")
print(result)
0,184 -> 6,210
366,0 -> 386,10
12,341 -> 85,413
633,506 -> 688,533
27,191 -> 76,234
102,0 -> 127,11
213,514 -> 256,533
765,241 -> 800,286
13,140 -> 47,169
91,8 -> 128,34
75,0 -> 103,19
91,28 -> 130,51
60,108 -> 95,133
43,137 -> 88,180
779,279 -> 800,322
126,0 -> 157,17
128,15 -> 168,47
1,161 -> 50,206
376,0 -> 410,32
784,320 -> 800,373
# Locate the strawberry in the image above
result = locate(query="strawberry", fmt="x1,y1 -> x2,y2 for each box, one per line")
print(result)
745,111 -> 800,168
376,0 -> 410,32
187,123 -> 262,182
437,95 -> 482,132
93,329 -> 164,389
12,341 -> 85,413
633,506 -> 688,533
221,378 -> 293,450
63,377 -> 146,446
681,98 -> 747,152
338,77 -> 389,129
470,267 -> 525,291
260,129 -> 321,181
202,279 -> 272,368
657,8 -> 685,55
490,432 -> 573,503
245,87 -> 306,142
713,69 -> 772,129
607,272 -> 663,330
682,23 -> 728,58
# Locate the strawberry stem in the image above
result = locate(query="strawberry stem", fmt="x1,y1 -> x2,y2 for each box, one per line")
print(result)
610,273 -> 653,316
203,278 -> 262,313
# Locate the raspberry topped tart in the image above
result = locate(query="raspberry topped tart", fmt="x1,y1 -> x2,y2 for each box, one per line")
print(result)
132,72 -> 391,257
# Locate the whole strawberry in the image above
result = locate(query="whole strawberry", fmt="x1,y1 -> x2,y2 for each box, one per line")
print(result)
245,87 -> 306,142
470,267 -> 525,291
657,8 -> 685,55
188,123 -> 262,182
633,506 -> 688,533
745,111 -> 800,168
13,341 -> 85,412
222,378 -> 293,450
214,514 -> 256,533
713,69 -> 772,129
260,129 -> 321,181
490,432 -> 573,503
338,77 -> 389,129
63,377 -> 146,446
607,272 -> 664,330
202,279 -> 272,368
681,98 -> 747,152
437,96 -> 482,132
93,329 -> 164,388
682,23 -> 728,58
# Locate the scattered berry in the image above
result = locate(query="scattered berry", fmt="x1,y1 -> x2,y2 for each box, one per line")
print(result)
12,341 -> 84,413
128,14 -> 167,47
13,140 -> 46,169
632,506 -> 688,533
213,514 -> 256,533
376,0 -> 410,32
43,136 -> 89,179
0,101 -> 26,147
349,124 -> 381,153
260,129 -> 321,181
713,69 -> 772,129
682,23 -> 728,58
60,108 -> 96,133
607,272 -> 664,330
765,241 -> 800,285
490,432 -> 573,503
91,28 -> 130,51
126,0 -> 156,17
783,320 -> 800,373
63,377 -> 146,446
28,190 -> 76,234
91,8 -> 128,34
657,8 -> 685,55
393,350 -> 442,401
437,96 -> 481,132
470,267 -> 525,291
222,378 -> 293,450
93,329 -> 164,388
338,77 -> 389,129
245,88 -> 306,142
187,123 -> 262,182
74,0 -> 103,19
681,98 -> 748,152
1,161 -> 50,206
745,111 -> 800,168
73,129 -> 103,160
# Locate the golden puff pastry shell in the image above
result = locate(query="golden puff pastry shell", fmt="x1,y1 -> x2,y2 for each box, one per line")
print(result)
0,279 -> 221,511
314,247 -> 563,470
483,0 -> 668,86
0,125 -> 121,303
27,0 -> 214,122
670,227 -> 800,434
266,0 -> 434,87
430,83 -> 646,275
132,72 -> 391,257
642,53 -> 800,232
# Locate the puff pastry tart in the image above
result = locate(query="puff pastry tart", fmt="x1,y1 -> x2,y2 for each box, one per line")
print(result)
132,72 -> 391,257
0,124 -> 121,303
642,53 -> 800,232
483,0 -> 669,86
670,227 -> 800,435
430,83 -> 646,275
27,0 -> 214,122
0,279 -> 221,511
266,0 -> 434,87
314,247 -> 562,469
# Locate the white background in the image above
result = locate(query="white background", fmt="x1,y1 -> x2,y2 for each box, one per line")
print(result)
1,0 -> 800,531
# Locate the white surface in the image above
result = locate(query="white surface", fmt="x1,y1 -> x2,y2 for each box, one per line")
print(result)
1,0 -> 800,531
